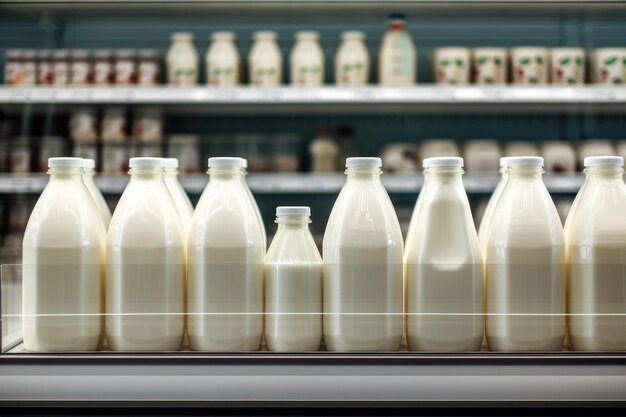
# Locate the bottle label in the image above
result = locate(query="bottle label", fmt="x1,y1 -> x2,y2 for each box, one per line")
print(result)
94,62 -> 113,85
168,66 -> 196,86
138,62 -> 159,86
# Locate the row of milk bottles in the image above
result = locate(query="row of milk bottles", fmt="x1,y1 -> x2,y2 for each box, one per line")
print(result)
22,154 -> 626,352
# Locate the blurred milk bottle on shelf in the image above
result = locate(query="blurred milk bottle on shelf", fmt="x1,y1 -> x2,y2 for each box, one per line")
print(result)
163,158 -> 193,235
433,47 -> 471,85
187,157 -> 264,351
309,126 -> 339,172
265,206 -> 322,352
565,156 -> 626,351
23,157 -> 106,352
379,13 -> 416,86
106,157 -> 185,351
541,141 -> 576,173
290,31 -> 324,86
464,140 -> 500,172
323,157 -> 403,351
167,32 -> 199,86
335,31 -> 369,86
404,157 -> 483,351
82,158 -> 112,229
420,139 -> 460,164
206,31 -> 240,86
478,157 -> 509,248
484,157 -> 566,351
504,141 -> 539,157
472,48 -> 508,85
249,31 -> 282,86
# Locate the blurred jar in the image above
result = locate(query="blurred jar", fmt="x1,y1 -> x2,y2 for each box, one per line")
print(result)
4,49 -> 22,86
290,31 -> 324,86
10,136 -> 32,173
101,142 -> 128,174
473,48 -> 507,85
464,140 -> 501,172
550,48 -> 584,85
505,141 -> 539,157
137,49 -> 160,86
434,47 -> 471,85
249,31 -> 282,86
272,134 -> 301,172
93,49 -> 114,85
578,139 -> 615,168
542,141 -> 576,173
52,49 -> 70,86
101,107 -> 128,143
205,31 -> 240,86
420,139 -> 460,165
132,107 -> 163,143
380,143 -> 418,173
115,49 -> 137,85
70,107 -> 98,142
309,126 -> 338,173
70,49 -> 92,85
73,141 -> 98,162
593,48 -> 626,84
167,32 -> 199,86
21,50 -> 37,86
168,134 -> 200,174
511,47 -> 549,85
37,50 -> 54,85
335,31 -> 369,86
38,136 -> 67,172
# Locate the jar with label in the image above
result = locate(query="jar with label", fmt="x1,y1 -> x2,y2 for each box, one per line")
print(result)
541,141 -> 576,173
249,31 -> 282,86
167,32 -> 199,86
38,136 -> 67,172
101,107 -> 128,142
380,143 -> 419,173
168,134 -> 199,174
102,142 -> 129,174
335,31 -> 369,86
138,49 -> 160,86
379,13 -> 416,86
309,126 -> 338,172
37,50 -> 53,85
93,49 -> 114,85
115,49 -> 137,85
70,49 -> 92,85
132,107 -> 163,143
21,50 -> 37,86
511,47 -> 549,85
205,31 -> 240,86
473,47 -> 508,85
593,48 -> 626,84
52,50 -> 70,86
72,142 -> 98,162
10,136 -> 32,173
70,107 -> 98,142
4,50 -> 22,86
551,48 -> 585,85
290,31 -> 324,86
434,47 -> 471,85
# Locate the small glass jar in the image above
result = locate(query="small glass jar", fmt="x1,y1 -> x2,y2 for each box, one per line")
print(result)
132,107 -> 163,143
52,49 -> 70,86
69,107 -> 98,142
93,49 -> 114,85
138,49 -> 160,86
114,49 -> 137,85
21,50 -> 37,86
37,50 -> 54,85
4,49 -> 22,86
70,49 -> 92,85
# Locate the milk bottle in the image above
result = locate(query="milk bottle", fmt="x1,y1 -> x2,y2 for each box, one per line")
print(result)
290,31 -> 324,86
163,158 -> 193,235
335,31 -> 369,86
167,32 -> 199,86
379,13 -> 416,86
240,158 -> 267,250
484,156 -> 566,351
404,157 -> 483,351
265,206 -> 322,351
187,157 -> 264,351
106,157 -> 185,351
205,31 -> 240,86
478,157 -> 509,248
323,157 -> 403,351
249,31 -> 282,86
23,157 -> 106,351
565,156 -> 626,351
82,158 -> 112,230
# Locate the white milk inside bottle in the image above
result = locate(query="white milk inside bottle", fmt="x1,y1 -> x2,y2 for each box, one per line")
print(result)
484,156 -> 566,351
265,206 -> 322,351
82,158 -> 112,230
290,31 -> 324,86
249,31 -> 282,86
240,158 -> 266,250
379,13 -> 416,86
478,157 -> 509,249
565,156 -> 626,351
187,157 -> 264,351
167,32 -> 199,86
23,157 -> 105,351
163,158 -> 193,235
404,157 -> 483,351
323,157 -> 403,351
335,31 -> 369,86
106,157 -> 185,351
205,31 -> 240,86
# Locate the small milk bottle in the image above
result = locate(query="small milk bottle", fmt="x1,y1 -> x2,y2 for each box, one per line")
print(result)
166,32 -> 199,86
265,206 -> 322,352
404,157 -> 483,351
82,158 -> 112,230
323,157 -> 403,351
565,156 -> 626,351
335,31 -> 369,86
485,156 -> 566,351
23,157 -> 106,352
379,13 -> 416,86
205,31 -> 240,86
249,31 -> 282,87
164,158 -> 193,235
187,157 -> 265,351
106,157 -> 185,351
478,157 -> 509,249
290,31 -> 324,86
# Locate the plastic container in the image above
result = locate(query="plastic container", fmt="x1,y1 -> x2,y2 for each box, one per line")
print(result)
205,31 -> 240,86
132,107 -> 163,143
163,157 -> 193,235
37,50 -> 53,85
21,50 -> 37,86
137,49 -> 160,86
4,49 -> 22,85
593,48 -> 626,84
335,31 -> 369,86
379,13 -> 416,85
433,47 -> 471,85
541,141 -> 576,173
511,47 -> 549,84
550,48 -> 585,85
52,50 -> 70,86
290,31 -> 324,86
114,49 -> 137,85
93,49 -> 114,85
167,32 -> 199,86
473,47 -> 507,85
380,143 -> 419,173
101,107 -> 128,143
249,31 -> 282,86
309,126 -> 338,172
38,136 -> 67,172
70,49 -> 92,85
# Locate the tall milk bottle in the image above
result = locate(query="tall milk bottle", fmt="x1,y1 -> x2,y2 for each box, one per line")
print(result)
485,157 -> 566,351
164,157 -> 193,235
249,31 -> 282,87
240,158 -> 266,250
404,157 -> 483,351
478,157 -> 509,249
205,31 -> 240,86
565,156 -> 626,351
187,157 -> 264,351
23,157 -> 106,351
82,158 -> 112,230
265,206 -> 322,351
106,157 -> 185,351
323,157 -> 403,351
379,13 -> 416,86
335,31 -> 369,86
290,31 -> 324,86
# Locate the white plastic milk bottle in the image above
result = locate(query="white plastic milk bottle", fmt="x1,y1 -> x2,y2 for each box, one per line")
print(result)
205,31 -> 240,86
477,157 -> 509,249
164,157 -> 193,235
265,206 -> 322,351
484,156 -> 566,351
249,31 -> 282,86
187,157 -> 265,351
167,32 -> 199,86
106,157 -> 185,351
290,31 -> 324,86
404,157 -> 483,351
565,156 -> 626,351
323,157 -> 403,351
335,31 -> 369,86
82,158 -> 112,230
23,157 -> 106,351
379,13 -> 416,86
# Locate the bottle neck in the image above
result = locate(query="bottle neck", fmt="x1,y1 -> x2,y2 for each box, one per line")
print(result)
345,166 -> 382,181
584,165 -> 624,180
83,167 -> 95,177
276,216 -> 311,231
506,166 -> 544,179
129,166 -> 164,180
48,166 -> 83,180
208,167 -> 246,180
164,167 -> 179,177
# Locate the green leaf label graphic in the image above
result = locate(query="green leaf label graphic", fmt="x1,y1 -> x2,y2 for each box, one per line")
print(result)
494,57 -> 502,66
604,56 -> 618,65
575,57 -> 583,66
477,56 -> 488,65
441,59 -> 450,67
536,56 -> 544,65
559,57 -> 570,66
455,59 -> 464,68
520,57 -> 531,65
355,62 -> 364,70
312,66 -> 321,73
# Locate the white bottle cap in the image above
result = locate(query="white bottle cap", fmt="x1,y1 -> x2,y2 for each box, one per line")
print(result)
254,31 -> 278,40
48,157 -> 84,168
499,157 -> 510,167
341,31 -> 365,40
346,157 -> 382,168
506,156 -> 544,167
129,157 -> 165,168
82,158 -> 96,169
294,31 -> 320,41
163,158 -> 179,168
584,156 -> 624,167
276,206 -> 311,217
212,31 -> 236,41
208,157 -> 246,168
423,157 -> 464,168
